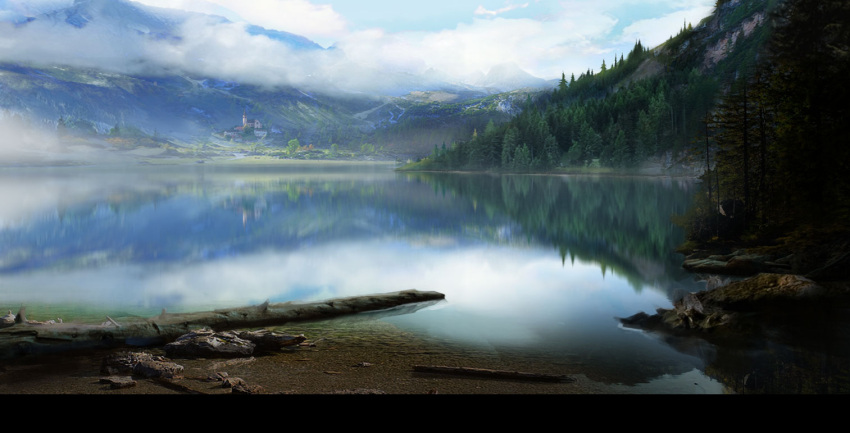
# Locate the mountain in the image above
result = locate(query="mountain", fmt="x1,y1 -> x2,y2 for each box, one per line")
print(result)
404,0 -> 779,172
11,0 -> 324,50
0,0 -> 540,156
474,63 -> 550,93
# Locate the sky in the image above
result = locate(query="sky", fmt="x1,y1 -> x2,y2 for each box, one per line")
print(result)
131,0 -> 716,80
0,0 -> 717,92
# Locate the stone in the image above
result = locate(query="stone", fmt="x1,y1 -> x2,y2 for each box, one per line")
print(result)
621,273 -> 850,335
133,358 -> 184,379
99,376 -> 137,389
237,330 -> 306,351
222,377 -> 247,388
231,383 -> 264,394
101,351 -> 184,379
164,328 -> 256,358
0,311 -> 15,328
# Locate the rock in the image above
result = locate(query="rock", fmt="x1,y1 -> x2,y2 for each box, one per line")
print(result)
221,377 -> 247,389
134,358 -> 185,379
219,376 -> 263,394
231,383 -> 264,394
206,372 -> 229,382
164,328 -> 256,358
101,352 -> 184,379
699,273 -> 826,310
621,273 -> 850,335
331,389 -> 386,394
683,250 -> 793,276
99,376 -> 137,389
237,330 -> 306,351
0,311 -> 15,328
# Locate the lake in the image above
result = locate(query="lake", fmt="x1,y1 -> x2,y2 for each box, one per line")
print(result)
3,161 -> 847,393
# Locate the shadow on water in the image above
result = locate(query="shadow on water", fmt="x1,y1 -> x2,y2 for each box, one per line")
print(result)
642,306 -> 850,394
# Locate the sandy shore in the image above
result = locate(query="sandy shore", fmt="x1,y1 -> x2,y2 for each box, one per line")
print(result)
0,319 -> 610,395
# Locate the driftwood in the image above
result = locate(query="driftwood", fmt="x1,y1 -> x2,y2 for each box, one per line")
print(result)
412,365 -> 575,383
0,289 -> 445,359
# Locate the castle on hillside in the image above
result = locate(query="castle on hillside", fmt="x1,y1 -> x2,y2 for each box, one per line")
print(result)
242,108 -> 262,130
223,108 -> 267,139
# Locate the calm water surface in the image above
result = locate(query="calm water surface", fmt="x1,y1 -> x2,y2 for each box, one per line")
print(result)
0,162 -> 785,393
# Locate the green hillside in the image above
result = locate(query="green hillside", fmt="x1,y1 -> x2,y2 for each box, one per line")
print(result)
402,0 -> 850,263
402,0 -> 779,173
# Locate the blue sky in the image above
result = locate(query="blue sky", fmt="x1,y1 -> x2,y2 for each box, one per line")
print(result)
132,0 -> 716,80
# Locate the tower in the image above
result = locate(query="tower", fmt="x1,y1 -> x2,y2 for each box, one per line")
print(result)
243,108 -> 247,127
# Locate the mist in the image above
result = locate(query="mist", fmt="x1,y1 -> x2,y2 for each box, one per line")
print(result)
0,115 -> 63,162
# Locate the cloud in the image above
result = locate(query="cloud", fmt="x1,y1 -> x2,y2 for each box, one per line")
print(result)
331,10 -> 619,81
131,0 -> 714,82
134,0 -> 349,47
0,0 -> 717,93
618,4 -> 715,48
0,20 -> 154,74
473,2 -> 530,17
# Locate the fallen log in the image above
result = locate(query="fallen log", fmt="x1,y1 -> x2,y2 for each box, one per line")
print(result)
412,365 -> 575,383
0,289 -> 445,359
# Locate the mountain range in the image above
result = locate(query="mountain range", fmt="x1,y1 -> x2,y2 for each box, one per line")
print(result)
0,0 -> 552,154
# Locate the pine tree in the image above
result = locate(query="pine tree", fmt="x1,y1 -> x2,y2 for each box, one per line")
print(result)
501,127 -> 518,169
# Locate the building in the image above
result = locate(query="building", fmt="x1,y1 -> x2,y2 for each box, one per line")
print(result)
243,109 -> 262,129
222,109 -> 266,139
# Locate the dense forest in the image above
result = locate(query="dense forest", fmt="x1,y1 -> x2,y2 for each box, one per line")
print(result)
679,0 -> 849,248
404,0 -> 850,250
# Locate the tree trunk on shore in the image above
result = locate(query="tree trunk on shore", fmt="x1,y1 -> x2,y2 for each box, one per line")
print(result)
0,290 -> 445,359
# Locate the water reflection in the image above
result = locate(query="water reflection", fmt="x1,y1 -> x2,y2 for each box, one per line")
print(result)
0,163 -> 728,391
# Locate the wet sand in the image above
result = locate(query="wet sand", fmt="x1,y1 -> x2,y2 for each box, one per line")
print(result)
0,320 -> 611,395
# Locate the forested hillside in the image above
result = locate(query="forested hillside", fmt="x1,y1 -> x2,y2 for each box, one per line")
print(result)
403,0 -> 850,255
678,0 -> 850,250
403,0 -> 776,172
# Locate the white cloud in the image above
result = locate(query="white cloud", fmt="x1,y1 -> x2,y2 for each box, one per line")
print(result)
619,4 -> 715,48
134,0 -> 349,47
0,20 -> 155,74
474,2 -> 530,17
0,0 -> 717,91
333,10 -> 619,81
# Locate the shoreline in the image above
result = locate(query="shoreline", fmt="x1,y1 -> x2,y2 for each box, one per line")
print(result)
0,320 -> 612,395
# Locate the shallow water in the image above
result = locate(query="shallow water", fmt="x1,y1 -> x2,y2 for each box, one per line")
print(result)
5,161 -> 826,393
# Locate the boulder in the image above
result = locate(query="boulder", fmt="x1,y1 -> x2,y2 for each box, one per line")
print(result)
237,329 -> 306,351
99,376 -> 137,389
164,328 -> 255,358
622,273 -> 850,334
101,351 -> 184,379
682,250 -> 791,276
